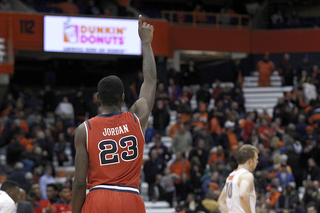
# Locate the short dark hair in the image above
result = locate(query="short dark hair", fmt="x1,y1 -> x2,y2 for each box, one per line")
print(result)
58,185 -> 69,192
0,180 -> 19,192
236,144 -> 259,164
97,75 -> 124,106
47,183 -> 58,191
306,201 -> 316,209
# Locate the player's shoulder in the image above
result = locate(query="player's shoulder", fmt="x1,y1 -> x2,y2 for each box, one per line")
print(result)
239,171 -> 254,181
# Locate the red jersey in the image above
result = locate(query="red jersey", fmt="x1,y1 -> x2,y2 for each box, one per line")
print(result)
84,111 -> 145,190
53,200 -> 72,213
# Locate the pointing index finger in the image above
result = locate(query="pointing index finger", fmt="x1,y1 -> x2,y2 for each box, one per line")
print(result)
139,15 -> 142,28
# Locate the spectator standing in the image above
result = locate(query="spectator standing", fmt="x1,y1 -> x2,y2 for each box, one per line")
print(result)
149,133 -> 171,163
172,123 -> 193,155
275,163 -> 296,189
182,60 -> 200,94
152,99 -> 170,136
278,53 -> 295,86
39,165 -> 56,200
257,52 -> 275,87
196,84 -> 211,106
167,78 -> 181,110
297,54 -> 312,78
55,97 -> 74,120
170,151 -> 191,185
72,91 -> 87,126
143,150 -> 165,201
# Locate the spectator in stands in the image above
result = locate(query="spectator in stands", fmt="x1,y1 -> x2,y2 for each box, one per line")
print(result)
258,117 -> 272,148
155,82 -> 169,106
220,120 -> 238,150
170,151 -> 191,185
182,59 -> 199,94
278,53 -> 295,86
7,162 -> 29,192
55,133 -> 69,166
188,139 -> 208,171
201,171 -> 220,199
152,99 -> 170,136
47,0 -> 79,14
212,79 -> 223,106
46,184 -> 58,205
117,0 -> 130,16
39,164 -> 56,200
0,0 -> 11,11
29,182 -> 53,213
149,133 -> 171,164
84,0 -> 101,15
298,54 -> 312,78
167,78 -> 181,110
6,135 -> 26,167
257,52 -> 275,87
172,123 -> 192,155
176,173 -> 193,202
275,185 -> 299,213
271,10 -> 284,28
143,149 -> 165,202
305,158 -> 319,182
216,84 -> 233,110
88,93 -> 100,118
55,96 -> 74,120
168,113 -> 182,138
266,183 -> 281,208
195,84 -> 211,106
306,201 -> 317,213
72,91 -> 87,126
275,163 -> 296,189
161,167 -> 179,207
53,186 -> 72,212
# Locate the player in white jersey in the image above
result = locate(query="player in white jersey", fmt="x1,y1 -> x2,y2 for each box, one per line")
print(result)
218,144 -> 259,213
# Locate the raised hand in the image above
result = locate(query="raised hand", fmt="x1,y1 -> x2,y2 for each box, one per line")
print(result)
138,15 -> 154,44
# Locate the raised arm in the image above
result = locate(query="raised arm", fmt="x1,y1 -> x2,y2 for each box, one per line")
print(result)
239,172 -> 254,213
72,123 -> 89,213
129,15 -> 157,131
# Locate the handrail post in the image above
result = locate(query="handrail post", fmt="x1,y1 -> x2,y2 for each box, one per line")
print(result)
216,14 -> 219,29
193,12 -> 196,28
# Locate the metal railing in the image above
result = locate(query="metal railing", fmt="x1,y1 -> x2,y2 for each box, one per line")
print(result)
161,10 -> 252,30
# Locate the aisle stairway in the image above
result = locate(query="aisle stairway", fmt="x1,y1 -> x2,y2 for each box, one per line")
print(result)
243,71 -> 293,115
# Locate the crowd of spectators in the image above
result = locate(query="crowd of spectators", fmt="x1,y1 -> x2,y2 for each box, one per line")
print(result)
142,56 -> 320,213
0,53 -> 320,213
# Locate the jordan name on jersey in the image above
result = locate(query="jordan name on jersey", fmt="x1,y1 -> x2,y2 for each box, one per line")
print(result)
102,124 -> 129,136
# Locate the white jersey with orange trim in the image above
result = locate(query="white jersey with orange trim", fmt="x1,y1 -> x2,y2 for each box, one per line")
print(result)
225,168 -> 256,213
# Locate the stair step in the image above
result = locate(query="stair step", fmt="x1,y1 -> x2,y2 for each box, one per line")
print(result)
245,103 -> 275,108
244,93 -> 283,99
245,98 -> 278,103
244,75 -> 281,82
243,86 -> 292,93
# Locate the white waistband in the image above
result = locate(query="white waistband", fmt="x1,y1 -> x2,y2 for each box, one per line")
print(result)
91,185 -> 140,194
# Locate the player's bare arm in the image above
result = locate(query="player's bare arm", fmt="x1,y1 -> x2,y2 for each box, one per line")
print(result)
238,172 -> 254,213
218,185 -> 229,213
129,15 -> 156,131
72,123 -> 89,213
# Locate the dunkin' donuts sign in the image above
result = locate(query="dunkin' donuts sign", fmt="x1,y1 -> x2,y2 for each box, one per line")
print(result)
44,16 -> 141,55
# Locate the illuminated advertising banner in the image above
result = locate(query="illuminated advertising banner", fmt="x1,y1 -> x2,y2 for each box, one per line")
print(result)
44,16 -> 141,55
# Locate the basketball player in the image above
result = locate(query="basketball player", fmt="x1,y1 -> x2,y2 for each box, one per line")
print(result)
72,15 -> 156,213
218,144 -> 259,213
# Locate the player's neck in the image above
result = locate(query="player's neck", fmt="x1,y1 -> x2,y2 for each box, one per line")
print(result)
101,105 -> 121,114
237,164 -> 250,171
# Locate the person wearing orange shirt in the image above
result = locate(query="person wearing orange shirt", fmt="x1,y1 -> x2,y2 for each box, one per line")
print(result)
258,117 -> 272,147
257,53 -> 275,87
266,184 -> 281,207
170,151 -> 191,185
